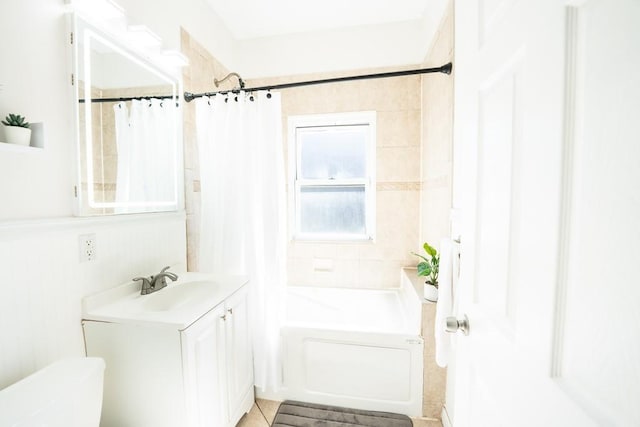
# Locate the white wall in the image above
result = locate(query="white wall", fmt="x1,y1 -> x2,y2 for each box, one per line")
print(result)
236,20 -> 429,79
0,0 -> 188,389
0,214 -> 186,389
0,0 -> 77,219
235,0 -> 450,79
116,0 -> 237,73
118,0 -> 450,79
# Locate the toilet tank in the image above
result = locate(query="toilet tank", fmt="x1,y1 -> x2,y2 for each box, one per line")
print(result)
0,357 -> 105,427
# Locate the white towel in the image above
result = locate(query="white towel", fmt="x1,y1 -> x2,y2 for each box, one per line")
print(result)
435,238 -> 454,367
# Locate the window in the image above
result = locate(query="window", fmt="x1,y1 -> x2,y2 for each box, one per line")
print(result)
289,112 -> 376,241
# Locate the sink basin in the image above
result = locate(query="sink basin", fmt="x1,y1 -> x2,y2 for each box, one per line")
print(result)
142,280 -> 215,312
82,272 -> 249,330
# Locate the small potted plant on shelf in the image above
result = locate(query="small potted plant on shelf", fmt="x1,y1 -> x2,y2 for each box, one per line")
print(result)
2,113 -> 31,146
412,242 -> 440,302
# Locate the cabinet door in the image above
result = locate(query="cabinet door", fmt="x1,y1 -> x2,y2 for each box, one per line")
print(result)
181,304 -> 227,427
224,285 -> 254,423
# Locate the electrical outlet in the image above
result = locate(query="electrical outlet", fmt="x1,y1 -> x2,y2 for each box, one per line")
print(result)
79,233 -> 96,262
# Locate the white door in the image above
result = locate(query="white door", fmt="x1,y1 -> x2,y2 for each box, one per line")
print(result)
451,0 -> 640,426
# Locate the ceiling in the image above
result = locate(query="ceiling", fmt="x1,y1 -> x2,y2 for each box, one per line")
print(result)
203,0 -> 430,40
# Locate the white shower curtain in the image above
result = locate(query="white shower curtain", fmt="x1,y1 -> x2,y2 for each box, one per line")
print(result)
113,99 -> 176,210
114,102 -> 131,206
195,92 -> 287,393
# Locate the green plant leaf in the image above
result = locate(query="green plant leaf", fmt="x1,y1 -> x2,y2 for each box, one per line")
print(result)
423,242 -> 437,257
411,251 -> 429,262
416,262 -> 432,276
4,113 -> 29,128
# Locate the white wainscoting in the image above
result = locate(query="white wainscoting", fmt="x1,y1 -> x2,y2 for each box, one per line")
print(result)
0,212 -> 186,389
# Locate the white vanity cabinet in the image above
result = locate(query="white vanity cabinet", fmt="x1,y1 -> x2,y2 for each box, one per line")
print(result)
82,276 -> 254,427
181,284 -> 254,427
222,286 -> 255,424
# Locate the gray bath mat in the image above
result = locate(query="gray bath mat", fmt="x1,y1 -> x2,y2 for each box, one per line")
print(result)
271,400 -> 413,427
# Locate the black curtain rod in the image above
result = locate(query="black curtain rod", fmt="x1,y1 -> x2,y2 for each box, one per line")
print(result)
79,95 -> 176,103
77,62 -> 452,104
183,62 -> 452,102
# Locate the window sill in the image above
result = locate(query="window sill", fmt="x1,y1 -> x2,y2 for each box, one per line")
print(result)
292,233 -> 375,243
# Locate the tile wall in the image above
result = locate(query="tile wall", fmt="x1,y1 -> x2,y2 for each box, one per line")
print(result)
250,68 -> 423,289
420,1 -> 454,245
181,31 -> 423,287
180,29 -> 235,271
419,0 -> 454,420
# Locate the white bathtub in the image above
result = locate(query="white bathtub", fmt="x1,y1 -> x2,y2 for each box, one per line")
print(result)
275,273 -> 424,417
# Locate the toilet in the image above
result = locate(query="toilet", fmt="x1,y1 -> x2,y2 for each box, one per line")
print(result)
0,357 -> 105,427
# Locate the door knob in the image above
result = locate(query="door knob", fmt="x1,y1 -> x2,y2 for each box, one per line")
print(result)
445,314 -> 469,336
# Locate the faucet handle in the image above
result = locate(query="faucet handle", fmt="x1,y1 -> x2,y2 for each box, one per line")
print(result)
157,266 -> 179,282
133,276 -> 153,294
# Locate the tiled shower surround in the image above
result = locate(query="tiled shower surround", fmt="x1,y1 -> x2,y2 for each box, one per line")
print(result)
419,0 -> 454,419
180,0 -> 453,419
182,33 -> 422,289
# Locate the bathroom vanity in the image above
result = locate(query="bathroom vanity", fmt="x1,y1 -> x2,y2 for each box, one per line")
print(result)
82,273 -> 253,427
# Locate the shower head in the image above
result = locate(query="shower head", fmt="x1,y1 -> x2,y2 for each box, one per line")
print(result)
214,72 -> 245,90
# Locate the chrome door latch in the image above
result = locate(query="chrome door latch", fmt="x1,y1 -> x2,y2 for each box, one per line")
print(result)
445,314 -> 470,336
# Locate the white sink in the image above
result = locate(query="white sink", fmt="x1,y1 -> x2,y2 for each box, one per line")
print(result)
141,280 -> 215,312
82,272 -> 249,330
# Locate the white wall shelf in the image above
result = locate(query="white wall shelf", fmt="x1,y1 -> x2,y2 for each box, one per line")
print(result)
0,143 -> 43,153
0,122 -> 45,152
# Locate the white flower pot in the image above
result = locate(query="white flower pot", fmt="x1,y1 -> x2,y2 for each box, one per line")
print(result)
4,126 -> 31,146
423,282 -> 438,302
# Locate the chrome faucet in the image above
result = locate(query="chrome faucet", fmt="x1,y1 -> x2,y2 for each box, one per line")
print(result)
133,266 -> 179,295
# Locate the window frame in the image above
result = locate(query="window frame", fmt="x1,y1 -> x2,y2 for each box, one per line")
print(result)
288,111 -> 376,242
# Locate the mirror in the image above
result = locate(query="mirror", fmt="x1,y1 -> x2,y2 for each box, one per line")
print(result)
74,16 -> 182,215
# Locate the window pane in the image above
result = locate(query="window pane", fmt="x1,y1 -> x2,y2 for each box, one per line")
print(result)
299,186 -> 366,234
299,126 -> 367,179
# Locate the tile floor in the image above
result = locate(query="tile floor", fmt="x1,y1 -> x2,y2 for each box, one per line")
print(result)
236,398 -> 442,427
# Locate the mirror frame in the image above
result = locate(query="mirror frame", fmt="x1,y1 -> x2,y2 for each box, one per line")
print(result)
71,13 -> 184,216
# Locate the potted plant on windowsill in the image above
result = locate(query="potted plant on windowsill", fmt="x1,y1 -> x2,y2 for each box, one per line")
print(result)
2,113 -> 31,146
412,242 -> 440,302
